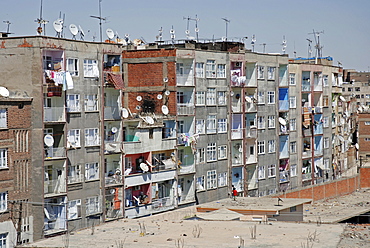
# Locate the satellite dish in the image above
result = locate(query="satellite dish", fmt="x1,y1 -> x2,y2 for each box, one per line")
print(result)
122,108 -> 129,118
157,94 -> 163,100
44,134 -> 54,147
185,30 -> 190,35
163,77 -> 168,82
136,105 -> 141,110
278,117 -> 287,126
146,116 -> 155,125
230,91 -> 234,96
161,105 -> 169,115
245,96 -> 252,103
0,87 -> 9,97
111,127 -> 118,133
53,19 -> 63,33
140,163 -> 149,172
136,96 -> 142,101
69,24 -> 78,36
106,28 -> 114,39
195,28 -> 199,33
222,36 -> 226,41
170,29 -> 175,34
339,96 -> 346,102
110,188 -> 116,194
164,90 -> 170,96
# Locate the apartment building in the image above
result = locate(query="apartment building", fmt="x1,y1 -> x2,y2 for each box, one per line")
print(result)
342,70 -> 370,108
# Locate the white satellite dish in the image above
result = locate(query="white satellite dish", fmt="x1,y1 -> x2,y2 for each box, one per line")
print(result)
122,108 -> 129,118
170,29 -> 175,34
221,36 -> 226,41
53,19 -> 63,33
157,94 -> 163,100
136,96 -> 142,101
245,96 -> 252,103
111,127 -> 118,133
163,77 -> 168,82
278,117 -> 287,126
69,24 -> 78,36
106,28 -> 114,39
146,116 -> 155,125
339,96 -> 346,102
164,90 -> 170,96
161,105 -> 169,115
136,105 -> 141,110
195,28 -> 199,33
140,163 -> 149,172
44,134 -> 54,147
185,30 -> 190,35
0,87 -> 9,97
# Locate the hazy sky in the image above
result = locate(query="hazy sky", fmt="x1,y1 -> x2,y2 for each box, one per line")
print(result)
1,0 -> 369,71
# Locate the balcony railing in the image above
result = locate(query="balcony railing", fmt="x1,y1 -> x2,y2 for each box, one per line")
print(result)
176,75 -> 194,86
68,174 -> 84,184
279,100 -> 289,111
177,103 -> 194,115
231,129 -> 243,139
245,128 -> 257,138
44,178 -> 66,195
104,106 -> 121,120
302,83 -> 311,92
44,147 -> 66,159
105,175 -> 123,186
151,196 -> 175,212
279,170 -> 289,183
44,107 -> 65,122
302,173 -> 312,181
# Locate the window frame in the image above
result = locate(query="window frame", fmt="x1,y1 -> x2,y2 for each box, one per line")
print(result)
206,60 -> 216,78
258,141 -> 265,154
218,145 -> 227,159
289,73 -> 296,85
290,118 -> 297,131
85,128 -> 100,146
206,88 -> 216,105
67,129 -> 81,148
0,191 -> 7,212
84,94 -> 98,112
66,94 -> 81,112
268,164 -> 276,177
83,59 -> 99,78
68,199 -> 82,220
207,115 -> 217,134
217,64 -> 226,78
218,172 -> 227,187
195,62 -> 204,78
67,58 -> 79,77
0,109 -> 7,129
195,119 -> 205,134
218,118 -> 227,133
257,91 -> 265,104
258,166 -> 265,179
267,67 -> 275,80
267,91 -> 275,104
218,91 -> 227,105
289,96 -> 296,108
0,149 -> 7,169
207,170 -> 217,189
196,91 -> 205,105
290,141 -> 297,153
207,143 -> 217,162
268,115 -> 275,128
290,164 -> 297,177
85,162 -> 99,181
257,65 -> 265,79
196,176 -> 205,191
268,140 -> 276,153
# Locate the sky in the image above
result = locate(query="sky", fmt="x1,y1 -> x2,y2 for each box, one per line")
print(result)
1,0 -> 369,71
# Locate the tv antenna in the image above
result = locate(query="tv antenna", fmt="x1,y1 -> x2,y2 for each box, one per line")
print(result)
221,17 -> 230,41
3,20 -> 11,34
183,15 -> 199,41
281,35 -> 287,54
90,0 -> 107,42
308,29 -> 324,59
156,27 -> 163,41
306,38 -> 313,58
251,34 -> 256,52
170,25 -> 175,45
35,0 -> 48,35
78,25 -> 85,40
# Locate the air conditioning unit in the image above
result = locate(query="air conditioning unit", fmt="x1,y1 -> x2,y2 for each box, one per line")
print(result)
235,62 -> 242,68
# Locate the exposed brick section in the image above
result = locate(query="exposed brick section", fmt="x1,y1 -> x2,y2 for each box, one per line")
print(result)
358,113 -> 370,154
17,38 -> 33,47
122,49 -> 176,59
127,63 -> 164,87
360,167 -> 370,188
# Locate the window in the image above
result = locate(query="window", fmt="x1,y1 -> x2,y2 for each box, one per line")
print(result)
0,233 -> 7,248
196,148 -> 205,164
206,88 -> 216,105
257,91 -> 265,104
290,119 -> 296,131
85,94 -> 98,111
67,58 -> 79,76
324,137 -> 330,149
218,172 -> 227,187
176,63 -> 184,76
86,196 -> 101,215
324,159 -> 330,170
290,164 -> 297,177
67,129 -> 81,147
323,117 -> 329,127
267,91 -> 275,104
257,66 -> 264,79
68,199 -> 81,220
323,75 -> 328,87
257,116 -> 265,129
195,62 -> 204,78
365,121 -> 370,125
206,60 -> 216,78
289,73 -> 296,85
0,192 -> 7,212
289,96 -> 296,108
68,164 -> 82,184
195,119 -> 205,134
207,143 -> 217,162
355,87 -> 361,91
268,140 -> 275,153
196,91 -> 205,105
218,118 -> 227,133
207,115 -> 217,133
267,67 -> 275,80
0,149 -> 7,168
85,128 -> 100,146
85,162 -> 99,181
217,64 -> 226,78
196,176 -> 205,191
218,145 -> 227,159
207,170 -> 217,189
323,96 -> 329,106
218,91 -> 226,105
66,94 -> 80,112
348,88 -> 352,92
258,166 -> 265,179
290,141 -> 297,153
268,164 -> 276,177
0,109 -> 7,128
258,141 -> 265,154
83,59 -> 99,78
268,115 -> 275,128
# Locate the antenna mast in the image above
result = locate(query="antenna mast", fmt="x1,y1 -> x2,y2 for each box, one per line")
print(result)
90,0 -> 106,42
183,15 -> 200,41
3,21 -> 11,34
308,29 -> 324,60
251,34 -> 256,52
281,35 -> 287,54
221,17 -> 230,41
306,38 -> 312,58
35,0 -> 48,35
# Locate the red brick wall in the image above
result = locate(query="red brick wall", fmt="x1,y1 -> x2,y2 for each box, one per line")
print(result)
358,113 -> 370,153
360,167 -> 370,188
122,49 -> 176,59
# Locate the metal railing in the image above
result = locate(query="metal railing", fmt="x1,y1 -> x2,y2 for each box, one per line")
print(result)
177,103 -> 195,115
44,107 -> 65,122
44,147 -> 66,159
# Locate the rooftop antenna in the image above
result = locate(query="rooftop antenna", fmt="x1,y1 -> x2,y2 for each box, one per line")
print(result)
183,16 -> 191,39
281,35 -> 287,54
194,15 -> 200,42
309,29 -> 324,62
261,43 -> 266,53
90,0 -> 106,42
306,38 -> 313,58
3,20 -> 11,34
170,25 -> 175,45
78,25 -> 85,40
293,41 -> 297,58
35,0 -> 48,35
221,17 -> 230,41
183,15 -> 199,41
156,27 -> 163,41
251,34 -> 256,52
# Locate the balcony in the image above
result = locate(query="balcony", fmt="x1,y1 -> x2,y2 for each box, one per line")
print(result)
44,107 -> 65,122
68,174 -> 84,184
105,175 -> 123,186
44,147 -> 66,159
125,170 -> 176,188
151,196 -> 176,213
104,106 -> 121,120
302,83 -> 311,92
279,100 -> 289,111
176,75 -> 194,86
246,128 -> 257,138
177,103 -> 194,115
279,170 -> 289,183
43,197 -> 67,236
231,129 -> 243,139
44,178 -> 66,195
302,173 -> 312,181
104,141 -> 122,154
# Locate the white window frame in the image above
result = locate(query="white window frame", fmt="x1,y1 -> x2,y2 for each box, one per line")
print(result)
67,58 -> 79,77
323,75 -> 328,87
207,170 -> 217,189
206,60 -> 216,78
290,164 -> 297,177
195,62 -> 204,78
0,192 -> 7,212
85,196 -> 101,215
0,233 -> 7,248
85,128 -> 100,146
207,115 -> 217,134
258,166 -> 265,179
218,145 -> 227,159
218,172 -> 227,187
289,73 -> 296,85
267,91 -> 275,104
289,96 -> 296,108
323,117 -> 329,128
257,65 -> 264,79
257,91 -> 265,104
84,94 -> 98,112
324,159 -> 330,170
207,143 -> 217,162
85,162 -> 99,181
196,91 -> 205,105
324,137 -> 330,149
258,141 -> 265,154
268,140 -> 276,153
196,176 -> 205,191
290,141 -> 297,153
195,119 -> 205,134
217,64 -> 226,78
218,91 -> 227,105
67,129 -> 81,147
268,164 -> 276,177
68,199 -> 82,220
290,118 -> 297,131
206,88 -> 216,105
196,148 -> 205,164
268,115 -> 275,128
267,67 -> 275,80
0,109 -> 7,128
0,149 -> 7,168
176,63 -> 184,76
257,116 -> 265,129
66,94 -> 81,112
83,59 -> 99,78
218,118 -> 227,133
